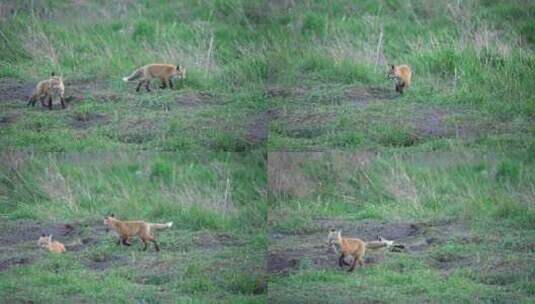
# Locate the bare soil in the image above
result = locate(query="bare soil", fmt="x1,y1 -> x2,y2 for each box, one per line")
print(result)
268,219 -> 471,275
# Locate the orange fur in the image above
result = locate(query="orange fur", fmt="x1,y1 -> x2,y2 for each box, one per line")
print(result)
37,234 -> 66,253
103,214 -> 172,251
387,64 -> 412,94
122,63 -> 186,92
27,73 -> 66,110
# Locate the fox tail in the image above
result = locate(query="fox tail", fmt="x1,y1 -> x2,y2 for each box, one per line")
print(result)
149,222 -> 173,230
122,68 -> 143,82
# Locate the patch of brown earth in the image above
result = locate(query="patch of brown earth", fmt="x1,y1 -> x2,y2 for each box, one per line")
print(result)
246,109 -> 277,144
67,112 -> 111,129
345,86 -> 394,107
268,219 -> 470,275
0,78 -> 35,102
175,91 -> 216,107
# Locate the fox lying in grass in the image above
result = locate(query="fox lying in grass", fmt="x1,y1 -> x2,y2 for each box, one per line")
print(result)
327,229 -> 395,272
37,234 -> 66,253
103,214 -> 172,251
122,63 -> 186,92
27,73 -> 66,110
387,64 -> 412,94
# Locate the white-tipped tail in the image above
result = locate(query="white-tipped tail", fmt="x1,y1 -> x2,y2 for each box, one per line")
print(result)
122,69 -> 142,82
167,222 -> 173,227
122,77 -> 129,82
150,222 -> 173,230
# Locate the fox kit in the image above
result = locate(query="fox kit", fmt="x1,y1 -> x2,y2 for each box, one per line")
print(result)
122,64 -> 186,92
37,234 -> 66,253
103,214 -> 173,251
387,64 -> 412,94
27,73 -> 66,110
327,229 -> 394,272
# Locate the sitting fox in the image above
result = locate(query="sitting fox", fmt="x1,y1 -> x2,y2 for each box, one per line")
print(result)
327,229 -> 394,272
122,64 -> 186,92
37,234 -> 66,253
27,72 -> 66,110
103,214 -> 173,251
387,64 -> 412,94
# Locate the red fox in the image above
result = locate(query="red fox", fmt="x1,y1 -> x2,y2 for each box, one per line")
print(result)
387,64 -> 412,94
27,73 -> 66,110
103,214 -> 173,251
37,234 -> 66,253
122,64 -> 186,92
327,229 -> 394,272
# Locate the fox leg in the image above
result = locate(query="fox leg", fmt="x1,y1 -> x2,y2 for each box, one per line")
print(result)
121,236 -> 131,246
27,95 -> 36,106
338,254 -> 346,268
160,77 -> 167,89
136,80 -> 144,92
144,80 -> 151,92
168,78 -> 174,89
60,96 -> 66,109
48,96 -> 53,110
348,257 -> 357,272
152,240 -> 160,252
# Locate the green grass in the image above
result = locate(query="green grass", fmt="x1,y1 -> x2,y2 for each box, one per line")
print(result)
0,0 -> 268,152
266,0 -> 535,151
0,151 -> 267,303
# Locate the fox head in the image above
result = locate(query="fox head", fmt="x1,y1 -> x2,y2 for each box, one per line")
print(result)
387,64 -> 399,79
327,229 -> 342,252
37,234 -> 53,248
175,65 -> 186,79
104,214 -> 116,232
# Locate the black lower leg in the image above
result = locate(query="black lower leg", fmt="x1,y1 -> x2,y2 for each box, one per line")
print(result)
122,238 -> 131,246
168,79 -> 173,89
143,241 -> 148,251
60,97 -> 66,109
152,240 -> 160,251
145,81 -> 151,92
338,254 -> 345,268
348,259 -> 357,272
136,81 -> 143,92
48,97 -> 52,110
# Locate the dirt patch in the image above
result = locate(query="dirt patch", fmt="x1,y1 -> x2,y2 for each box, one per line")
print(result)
411,107 -> 452,138
67,112 -> 111,129
245,110 -> 274,144
0,112 -> 20,125
175,91 -> 216,107
268,219 -> 471,275
0,256 -> 34,272
193,232 -> 242,251
345,86 -> 394,107
0,78 -> 35,102
266,85 -> 307,99
84,252 -> 128,271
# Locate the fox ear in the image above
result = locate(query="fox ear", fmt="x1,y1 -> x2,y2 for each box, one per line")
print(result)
110,213 -> 114,218
41,233 -> 46,237
176,65 -> 180,70
51,72 -> 55,76
391,64 -> 395,69
330,228 -> 336,232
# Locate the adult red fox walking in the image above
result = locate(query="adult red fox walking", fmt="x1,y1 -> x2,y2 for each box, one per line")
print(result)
122,64 -> 186,92
387,64 -> 412,94
37,234 -> 66,253
103,214 -> 173,251
327,229 -> 394,272
27,73 -> 66,110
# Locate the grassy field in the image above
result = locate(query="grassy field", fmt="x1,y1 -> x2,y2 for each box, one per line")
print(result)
1,0 -> 534,303
267,0 -> 534,151
0,151 -> 267,303
265,0 -> 535,303
268,150 -> 535,303
0,1 -> 268,152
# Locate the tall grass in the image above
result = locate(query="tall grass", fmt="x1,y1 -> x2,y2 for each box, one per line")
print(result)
0,151 -> 266,232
